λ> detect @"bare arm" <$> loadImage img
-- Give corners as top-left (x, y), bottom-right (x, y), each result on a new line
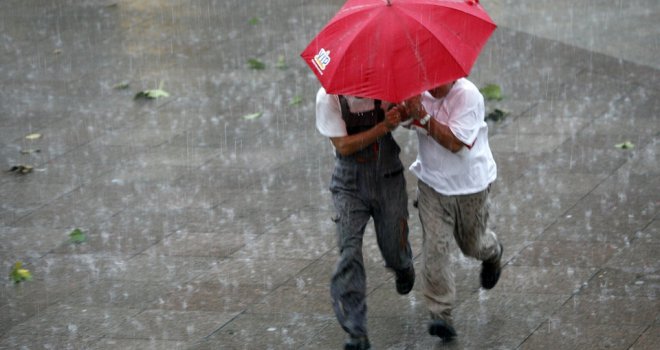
top-left (427, 117), bottom-right (465, 153)
top-left (404, 96), bottom-right (465, 153)
top-left (330, 107), bottom-right (402, 156)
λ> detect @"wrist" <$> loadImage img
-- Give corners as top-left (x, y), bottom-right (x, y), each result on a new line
top-left (419, 114), bottom-right (432, 125)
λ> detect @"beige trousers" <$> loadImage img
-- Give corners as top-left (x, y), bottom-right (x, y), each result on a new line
top-left (417, 180), bottom-right (500, 323)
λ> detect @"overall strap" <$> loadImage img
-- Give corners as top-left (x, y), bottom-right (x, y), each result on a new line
top-left (338, 96), bottom-right (385, 136)
top-left (338, 95), bottom-right (352, 121)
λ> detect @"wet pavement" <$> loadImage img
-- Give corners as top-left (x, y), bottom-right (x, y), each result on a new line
top-left (0, 0), bottom-right (658, 349)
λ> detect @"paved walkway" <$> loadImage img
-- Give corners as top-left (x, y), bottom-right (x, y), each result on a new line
top-left (1, 0), bottom-right (658, 349)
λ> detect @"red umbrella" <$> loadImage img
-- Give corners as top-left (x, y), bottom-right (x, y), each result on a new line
top-left (300, 0), bottom-right (496, 103)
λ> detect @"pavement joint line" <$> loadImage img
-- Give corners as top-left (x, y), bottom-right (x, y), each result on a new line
top-left (1, 1), bottom-right (658, 349)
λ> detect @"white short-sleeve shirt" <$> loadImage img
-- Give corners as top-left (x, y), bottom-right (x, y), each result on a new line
top-left (315, 88), bottom-right (390, 138)
top-left (409, 78), bottom-right (497, 195)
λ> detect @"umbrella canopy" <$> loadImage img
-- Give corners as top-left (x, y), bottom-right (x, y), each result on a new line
top-left (300, 0), bottom-right (496, 103)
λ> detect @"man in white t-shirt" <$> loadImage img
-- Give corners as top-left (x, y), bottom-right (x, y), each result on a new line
top-left (316, 87), bottom-right (415, 350)
top-left (402, 78), bottom-right (503, 342)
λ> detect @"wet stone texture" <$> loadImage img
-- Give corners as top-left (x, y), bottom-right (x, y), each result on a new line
top-left (1, 0), bottom-right (659, 349)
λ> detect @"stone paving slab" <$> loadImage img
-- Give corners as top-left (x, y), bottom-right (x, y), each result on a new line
top-left (0, 0), bottom-right (658, 349)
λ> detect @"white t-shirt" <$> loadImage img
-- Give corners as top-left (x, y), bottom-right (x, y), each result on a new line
top-left (315, 87), bottom-right (391, 137)
top-left (409, 78), bottom-right (497, 195)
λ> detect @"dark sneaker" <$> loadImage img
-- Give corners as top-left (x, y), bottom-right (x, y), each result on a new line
top-left (429, 319), bottom-right (457, 341)
top-left (344, 336), bottom-right (370, 350)
top-left (480, 243), bottom-right (503, 290)
top-left (395, 266), bottom-right (415, 295)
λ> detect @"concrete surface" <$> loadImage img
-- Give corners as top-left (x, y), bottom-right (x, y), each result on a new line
top-left (0, 0), bottom-right (658, 349)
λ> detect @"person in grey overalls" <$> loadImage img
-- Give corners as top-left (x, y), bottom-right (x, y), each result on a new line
top-left (315, 88), bottom-right (415, 350)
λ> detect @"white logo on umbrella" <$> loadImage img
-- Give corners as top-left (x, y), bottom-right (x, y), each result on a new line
top-left (312, 48), bottom-right (331, 75)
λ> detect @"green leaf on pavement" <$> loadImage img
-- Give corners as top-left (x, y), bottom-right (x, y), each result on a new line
top-left (113, 81), bottom-right (130, 90)
top-left (614, 141), bottom-right (635, 150)
top-left (247, 58), bottom-right (265, 70)
top-left (289, 96), bottom-right (302, 106)
top-left (25, 133), bottom-right (42, 140)
top-left (9, 165), bottom-right (33, 175)
top-left (10, 262), bottom-right (32, 284)
top-left (69, 228), bottom-right (87, 244)
top-left (248, 17), bottom-right (260, 25)
top-left (484, 108), bottom-right (508, 122)
top-left (275, 55), bottom-right (287, 69)
top-left (480, 84), bottom-right (503, 101)
top-left (242, 112), bottom-right (263, 120)
top-left (135, 89), bottom-right (170, 100)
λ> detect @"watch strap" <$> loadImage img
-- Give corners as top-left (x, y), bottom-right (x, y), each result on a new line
top-left (420, 114), bottom-right (432, 125)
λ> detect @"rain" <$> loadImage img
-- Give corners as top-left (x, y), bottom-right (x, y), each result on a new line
top-left (0, 0), bottom-right (658, 349)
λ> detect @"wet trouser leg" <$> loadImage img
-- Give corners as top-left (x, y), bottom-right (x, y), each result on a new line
top-left (373, 171), bottom-right (413, 272)
top-left (417, 180), bottom-right (500, 322)
top-left (329, 161), bottom-right (413, 337)
top-left (330, 188), bottom-right (371, 338)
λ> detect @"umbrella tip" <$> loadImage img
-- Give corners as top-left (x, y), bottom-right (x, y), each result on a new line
top-left (386, 0), bottom-right (391, 6)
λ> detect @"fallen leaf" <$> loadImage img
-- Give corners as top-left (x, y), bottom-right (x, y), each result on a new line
top-left (614, 141), bottom-right (634, 150)
top-left (10, 262), bottom-right (32, 284)
top-left (146, 89), bottom-right (169, 98)
top-left (480, 84), bottom-right (503, 101)
top-left (113, 81), bottom-right (130, 90)
top-left (242, 112), bottom-right (263, 120)
top-left (20, 149), bottom-right (41, 154)
top-left (275, 55), bottom-right (287, 69)
top-left (247, 58), bottom-right (265, 70)
top-left (8, 165), bottom-right (33, 175)
top-left (484, 108), bottom-right (508, 122)
top-left (248, 17), bottom-right (260, 25)
top-left (135, 89), bottom-right (170, 100)
top-left (289, 96), bottom-right (302, 106)
top-left (25, 133), bottom-right (42, 140)
top-left (69, 228), bottom-right (87, 244)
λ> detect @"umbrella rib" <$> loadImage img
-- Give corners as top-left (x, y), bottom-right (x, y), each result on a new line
top-left (396, 4), bottom-right (494, 74)
top-left (408, 0), bottom-right (495, 23)
top-left (389, 13), bottom-right (433, 99)
top-left (322, 8), bottom-right (383, 94)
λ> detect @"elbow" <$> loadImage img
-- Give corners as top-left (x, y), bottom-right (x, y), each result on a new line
top-left (334, 143), bottom-right (354, 156)
top-left (449, 142), bottom-right (464, 153)
top-left (330, 137), bottom-right (356, 156)
top-left (336, 148), bottom-right (353, 157)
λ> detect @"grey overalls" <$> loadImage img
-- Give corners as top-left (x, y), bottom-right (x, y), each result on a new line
top-left (329, 96), bottom-right (414, 338)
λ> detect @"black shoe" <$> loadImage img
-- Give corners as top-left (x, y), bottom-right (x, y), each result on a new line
top-left (395, 266), bottom-right (415, 295)
top-left (480, 243), bottom-right (503, 290)
top-left (429, 319), bottom-right (456, 341)
top-left (344, 336), bottom-right (370, 350)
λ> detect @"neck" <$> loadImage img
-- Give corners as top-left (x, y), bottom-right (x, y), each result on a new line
top-left (431, 82), bottom-right (454, 99)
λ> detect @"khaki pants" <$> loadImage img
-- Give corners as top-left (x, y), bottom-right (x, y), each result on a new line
top-left (417, 180), bottom-right (500, 323)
